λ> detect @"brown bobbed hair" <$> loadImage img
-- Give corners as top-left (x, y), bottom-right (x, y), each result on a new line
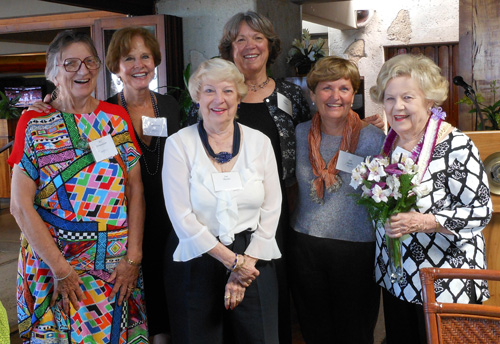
top-left (105, 26), bottom-right (162, 74)
top-left (219, 11), bottom-right (281, 67)
top-left (306, 56), bottom-right (361, 93)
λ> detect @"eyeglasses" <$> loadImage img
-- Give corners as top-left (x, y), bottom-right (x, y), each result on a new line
top-left (57, 56), bottom-right (101, 72)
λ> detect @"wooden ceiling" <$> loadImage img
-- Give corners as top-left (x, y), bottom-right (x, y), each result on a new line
top-left (41, 0), bottom-right (156, 15)
top-left (44, 0), bottom-right (346, 13)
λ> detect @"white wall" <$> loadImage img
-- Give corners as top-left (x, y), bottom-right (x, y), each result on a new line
top-left (326, 0), bottom-right (459, 118)
top-left (156, 0), bottom-right (301, 78)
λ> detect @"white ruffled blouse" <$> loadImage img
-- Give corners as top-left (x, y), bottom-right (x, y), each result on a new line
top-left (162, 123), bottom-right (282, 262)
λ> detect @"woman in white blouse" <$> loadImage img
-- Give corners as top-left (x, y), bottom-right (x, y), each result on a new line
top-left (162, 58), bottom-right (282, 344)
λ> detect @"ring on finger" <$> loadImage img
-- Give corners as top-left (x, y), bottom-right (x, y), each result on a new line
top-left (224, 295), bottom-right (230, 299)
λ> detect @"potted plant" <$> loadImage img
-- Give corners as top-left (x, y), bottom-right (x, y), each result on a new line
top-left (458, 80), bottom-right (500, 130)
top-left (0, 90), bottom-right (21, 120)
top-left (287, 29), bottom-right (326, 76)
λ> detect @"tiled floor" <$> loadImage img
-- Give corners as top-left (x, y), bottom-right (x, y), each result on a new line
top-left (1, 199), bottom-right (385, 344)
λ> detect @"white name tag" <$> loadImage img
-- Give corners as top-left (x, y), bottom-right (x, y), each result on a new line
top-left (392, 146), bottom-right (411, 164)
top-left (89, 135), bottom-right (119, 162)
top-left (212, 172), bottom-right (243, 192)
top-left (336, 150), bottom-right (365, 173)
top-left (277, 92), bottom-right (293, 117)
top-left (142, 116), bottom-right (168, 137)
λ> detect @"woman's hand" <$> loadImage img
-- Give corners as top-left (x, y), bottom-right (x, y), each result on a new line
top-left (232, 255), bottom-right (259, 287)
top-left (364, 114), bottom-right (385, 130)
top-left (107, 258), bottom-right (140, 306)
top-left (50, 264), bottom-right (84, 315)
top-left (224, 273), bottom-right (246, 310)
top-left (23, 94), bottom-right (52, 114)
top-left (385, 211), bottom-right (437, 238)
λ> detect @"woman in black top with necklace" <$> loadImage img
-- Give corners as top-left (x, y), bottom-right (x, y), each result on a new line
top-left (106, 27), bottom-right (180, 344)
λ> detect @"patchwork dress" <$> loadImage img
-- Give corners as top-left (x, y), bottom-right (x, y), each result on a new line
top-left (8, 101), bottom-right (148, 343)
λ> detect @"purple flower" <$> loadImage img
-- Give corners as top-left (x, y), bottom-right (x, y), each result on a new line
top-left (372, 181), bottom-right (387, 189)
top-left (431, 107), bottom-right (446, 120)
top-left (385, 163), bottom-right (403, 176)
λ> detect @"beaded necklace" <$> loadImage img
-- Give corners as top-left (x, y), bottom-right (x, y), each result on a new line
top-left (198, 120), bottom-right (240, 164)
top-left (120, 90), bottom-right (161, 176)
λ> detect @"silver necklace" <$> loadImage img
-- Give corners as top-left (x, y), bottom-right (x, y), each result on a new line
top-left (246, 77), bottom-right (270, 92)
top-left (120, 91), bottom-right (161, 176)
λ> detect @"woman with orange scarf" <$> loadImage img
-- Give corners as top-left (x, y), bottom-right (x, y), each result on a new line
top-left (289, 56), bottom-right (385, 343)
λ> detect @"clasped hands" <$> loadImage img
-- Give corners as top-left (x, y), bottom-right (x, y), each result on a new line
top-left (224, 254), bottom-right (259, 310)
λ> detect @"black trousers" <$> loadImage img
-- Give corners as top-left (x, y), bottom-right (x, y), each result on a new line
top-left (289, 230), bottom-right (380, 344)
top-left (382, 289), bottom-right (427, 344)
top-left (165, 231), bottom-right (279, 344)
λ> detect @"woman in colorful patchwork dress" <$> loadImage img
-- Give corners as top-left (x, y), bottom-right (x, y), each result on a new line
top-left (9, 30), bottom-right (148, 343)
top-left (369, 54), bottom-right (493, 344)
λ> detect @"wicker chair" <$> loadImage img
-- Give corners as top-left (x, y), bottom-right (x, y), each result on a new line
top-left (420, 267), bottom-right (500, 343)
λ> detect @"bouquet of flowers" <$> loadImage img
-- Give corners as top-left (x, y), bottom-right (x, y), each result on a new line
top-left (350, 154), bottom-right (428, 283)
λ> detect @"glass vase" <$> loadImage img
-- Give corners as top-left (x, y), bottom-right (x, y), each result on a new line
top-left (386, 235), bottom-right (404, 283)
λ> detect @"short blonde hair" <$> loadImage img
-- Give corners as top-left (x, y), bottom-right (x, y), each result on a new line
top-left (370, 54), bottom-right (448, 105)
top-left (306, 56), bottom-right (360, 93)
top-left (188, 58), bottom-right (248, 103)
top-left (105, 27), bottom-right (161, 74)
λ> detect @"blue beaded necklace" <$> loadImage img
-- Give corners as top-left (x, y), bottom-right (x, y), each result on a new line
top-left (198, 120), bottom-right (240, 164)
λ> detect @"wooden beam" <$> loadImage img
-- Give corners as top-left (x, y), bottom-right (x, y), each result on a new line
top-left (0, 54), bottom-right (46, 74)
top-left (40, 0), bottom-right (155, 16)
top-left (0, 11), bottom-right (125, 34)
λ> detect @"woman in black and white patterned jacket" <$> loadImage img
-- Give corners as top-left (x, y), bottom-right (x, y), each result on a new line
top-left (370, 54), bottom-right (493, 344)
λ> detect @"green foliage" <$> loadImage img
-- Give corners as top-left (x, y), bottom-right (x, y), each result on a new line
top-left (457, 80), bottom-right (500, 130)
top-left (0, 91), bottom-right (22, 119)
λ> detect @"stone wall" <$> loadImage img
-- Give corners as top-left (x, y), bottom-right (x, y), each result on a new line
top-left (327, 0), bottom-right (459, 118)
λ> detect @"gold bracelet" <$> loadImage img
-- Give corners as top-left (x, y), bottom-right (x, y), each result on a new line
top-left (125, 256), bottom-right (141, 267)
top-left (231, 254), bottom-right (246, 272)
top-left (434, 216), bottom-right (440, 232)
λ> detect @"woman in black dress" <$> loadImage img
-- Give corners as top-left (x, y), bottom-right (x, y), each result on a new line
top-left (105, 27), bottom-right (180, 344)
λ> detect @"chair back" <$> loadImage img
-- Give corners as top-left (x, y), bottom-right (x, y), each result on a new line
top-left (420, 267), bottom-right (500, 343)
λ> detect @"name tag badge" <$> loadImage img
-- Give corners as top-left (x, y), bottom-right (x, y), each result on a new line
top-left (89, 135), bottom-right (119, 162)
top-left (143, 116), bottom-right (168, 137)
top-left (336, 150), bottom-right (365, 173)
top-left (277, 92), bottom-right (293, 117)
top-left (212, 172), bottom-right (243, 192)
top-left (392, 146), bottom-right (411, 164)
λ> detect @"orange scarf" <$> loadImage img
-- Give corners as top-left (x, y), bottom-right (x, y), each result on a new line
top-left (308, 109), bottom-right (362, 201)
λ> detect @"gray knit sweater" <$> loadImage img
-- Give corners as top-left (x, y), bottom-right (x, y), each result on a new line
top-left (291, 120), bottom-right (385, 242)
